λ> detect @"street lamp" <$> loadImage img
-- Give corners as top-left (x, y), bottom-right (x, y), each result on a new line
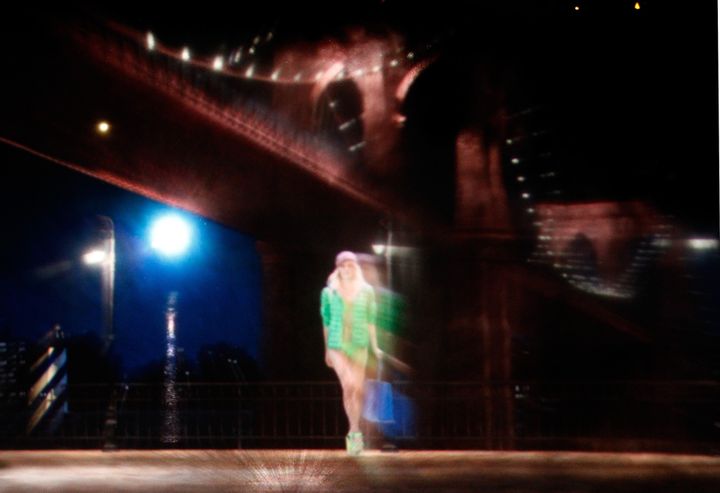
top-left (83, 216), bottom-right (115, 352)
top-left (80, 213), bottom-right (192, 371)
top-left (150, 214), bottom-right (192, 257)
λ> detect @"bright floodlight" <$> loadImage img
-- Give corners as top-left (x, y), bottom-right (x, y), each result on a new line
top-left (83, 249), bottom-right (107, 265)
top-left (151, 215), bottom-right (191, 256)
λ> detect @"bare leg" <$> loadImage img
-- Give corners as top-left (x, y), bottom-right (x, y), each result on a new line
top-left (345, 382), bottom-right (361, 433)
top-left (347, 369), bottom-right (365, 433)
top-left (330, 349), bottom-right (366, 435)
top-left (329, 350), bottom-right (354, 433)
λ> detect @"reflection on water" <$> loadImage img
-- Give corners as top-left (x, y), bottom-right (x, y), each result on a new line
top-left (162, 292), bottom-right (179, 444)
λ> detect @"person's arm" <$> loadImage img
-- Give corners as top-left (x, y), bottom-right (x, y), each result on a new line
top-left (321, 288), bottom-right (333, 367)
top-left (368, 323), bottom-right (383, 360)
top-left (367, 287), bottom-right (383, 359)
top-left (324, 326), bottom-right (333, 367)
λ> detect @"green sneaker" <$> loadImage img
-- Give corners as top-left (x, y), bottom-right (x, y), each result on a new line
top-left (345, 432), bottom-right (363, 455)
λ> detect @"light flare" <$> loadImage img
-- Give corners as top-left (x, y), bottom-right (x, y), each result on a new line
top-left (150, 215), bottom-right (191, 257)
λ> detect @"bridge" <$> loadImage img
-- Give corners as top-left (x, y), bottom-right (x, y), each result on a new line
top-left (1, 2), bottom-right (717, 461)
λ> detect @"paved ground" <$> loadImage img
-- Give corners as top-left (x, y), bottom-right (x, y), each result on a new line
top-left (1, 450), bottom-right (719, 492)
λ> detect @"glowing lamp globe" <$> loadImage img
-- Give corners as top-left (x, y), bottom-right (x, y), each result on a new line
top-left (150, 215), bottom-right (191, 256)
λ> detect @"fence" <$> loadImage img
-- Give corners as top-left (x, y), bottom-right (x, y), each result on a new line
top-left (1, 380), bottom-right (718, 453)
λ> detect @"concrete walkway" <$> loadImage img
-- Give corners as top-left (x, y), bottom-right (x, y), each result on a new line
top-left (1, 450), bottom-right (720, 492)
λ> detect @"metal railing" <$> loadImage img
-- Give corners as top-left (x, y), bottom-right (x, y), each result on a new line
top-left (2, 380), bottom-right (718, 453)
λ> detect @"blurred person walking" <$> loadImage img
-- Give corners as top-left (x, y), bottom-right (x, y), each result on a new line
top-left (321, 251), bottom-right (382, 455)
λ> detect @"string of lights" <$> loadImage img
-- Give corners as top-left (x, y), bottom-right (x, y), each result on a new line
top-left (106, 20), bottom-right (443, 159)
top-left (505, 106), bottom-right (671, 300)
top-left (133, 24), bottom-right (440, 86)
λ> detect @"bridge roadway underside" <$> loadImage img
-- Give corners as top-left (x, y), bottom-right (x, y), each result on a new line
top-left (1, 450), bottom-right (719, 492)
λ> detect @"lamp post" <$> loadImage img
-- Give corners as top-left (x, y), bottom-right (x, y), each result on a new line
top-left (83, 215), bottom-right (115, 352)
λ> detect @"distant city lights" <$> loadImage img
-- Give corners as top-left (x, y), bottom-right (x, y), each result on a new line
top-left (181, 47), bottom-right (191, 61)
top-left (150, 215), bottom-right (192, 257)
top-left (146, 32), bottom-right (156, 51)
top-left (212, 56), bottom-right (223, 71)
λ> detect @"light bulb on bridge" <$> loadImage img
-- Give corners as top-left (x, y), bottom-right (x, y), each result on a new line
top-left (96, 121), bottom-right (111, 135)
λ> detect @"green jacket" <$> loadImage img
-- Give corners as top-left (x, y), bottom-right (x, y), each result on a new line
top-left (321, 284), bottom-right (376, 352)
